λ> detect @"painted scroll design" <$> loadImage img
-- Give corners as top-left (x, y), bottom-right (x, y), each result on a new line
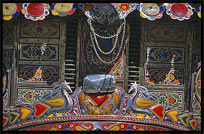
top-left (145, 68), bottom-right (184, 85)
top-left (147, 47), bottom-right (184, 64)
top-left (20, 44), bottom-right (58, 61)
top-left (18, 65), bottom-right (59, 83)
top-left (20, 20), bottom-right (60, 38)
top-left (147, 24), bottom-right (186, 42)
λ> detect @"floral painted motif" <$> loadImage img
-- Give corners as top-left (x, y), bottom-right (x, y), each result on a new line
top-left (147, 24), bottom-right (186, 42)
top-left (146, 68), bottom-right (184, 85)
top-left (18, 65), bottom-right (59, 83)
top-left (17, 89), bottom-right (51, 104)
top-left (119, 4), bottom-right (130, 11)
top-left (147, 47), bottom-right (184, 63)
top-left (20, 21), bottom-right (60, 38)
top-left (149, 92), bottom-right (183, 110)
top-left (20, 44), bottom-right (58, 61)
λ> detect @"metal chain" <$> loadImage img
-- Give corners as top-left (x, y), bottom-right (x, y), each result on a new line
top-left (89, 19), bottom-right (126, 64)
top-left (88, 19), bottom-right (126, 55)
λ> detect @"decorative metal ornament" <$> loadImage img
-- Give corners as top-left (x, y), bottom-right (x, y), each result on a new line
top-left (3, 3), bottom-right (22, 21)
top-left (22, 3), bottom-right (50, 21)
top-left (137, 3), bottom-right (165, 21)
top-left (142, 3), bottom-right (160, 16)
top-left (194, 6), bottom-right (201, 18)
top-left (164, 3), bottom-right (193, 21)
top-left (50, 3), bottom-right (76, 17)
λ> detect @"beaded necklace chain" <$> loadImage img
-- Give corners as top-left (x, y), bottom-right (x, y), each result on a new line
top-left (88, 19), bottom-right (126, 64)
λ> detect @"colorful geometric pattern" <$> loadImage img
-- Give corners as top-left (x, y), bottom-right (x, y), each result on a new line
top-left (149, 91), bottom-right (183, 110)
top-left (17, 88), bottom-right (52, 104)
top-left (179, 114), bottom-right (189, 126)
top-left (4, 114), bottom-right (192, 131)
top-left (3, 117), bottom-right (9, 127)
top-left (150, 104), bottom-right (165, 119)
top-left (20, 108), bottom-right (33, 120)
top-left (19, 44), bottom-right (58, 61)
top-left (192, 94), bottom-right (201, 113)
top-left (18, 65), bottom-right (59, 83)
top-left (20, 20), bottom-right (60, 38)
top-left (78, 3), bottom-right (136, 25)
top-left (189, 120), bottom-right (197, 130)
top-left (147, 24), bottom-right (186, 42)
top-left (147, 47), bottom-right (184, 64)
top-left (193, 23), bottom-right (201, 51)
top-left (8, 112), bottom-right (20, 124)
top-left (166, 109), bottom-right (179, 122)
top-left (2, 80), bottom-right (200, 131)
top-left (77, 88), bottom-right (123, 115)
top-left (109, 52), bottom-right (124, 80)
top-left (195, 68), bottom-right (201, 102)
top-left (145, 68), bottom-right (184, 85)
top-left (34, 103), bottom-right (50, 118)
top-left (22, 122), bottom-right (170, 131)
top-left (3, 92), bottom-right (8, 109)
top-left (3, 21), bottom-right (13, 44)
top-left (191, 60), bottom-right (201, 113)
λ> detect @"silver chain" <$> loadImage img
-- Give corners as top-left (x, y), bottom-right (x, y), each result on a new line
top-left (88, 19), bottom-right (126, 55)
top-left (89, 19), bottom-right (126, 64)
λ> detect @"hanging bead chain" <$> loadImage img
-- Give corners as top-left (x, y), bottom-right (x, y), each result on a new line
top-left (87, 18), bottom-right (121, 39)
top-left (88, 19), bottom-right (126, 55)
top-left (89, 19), bottom-right (126, 64)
